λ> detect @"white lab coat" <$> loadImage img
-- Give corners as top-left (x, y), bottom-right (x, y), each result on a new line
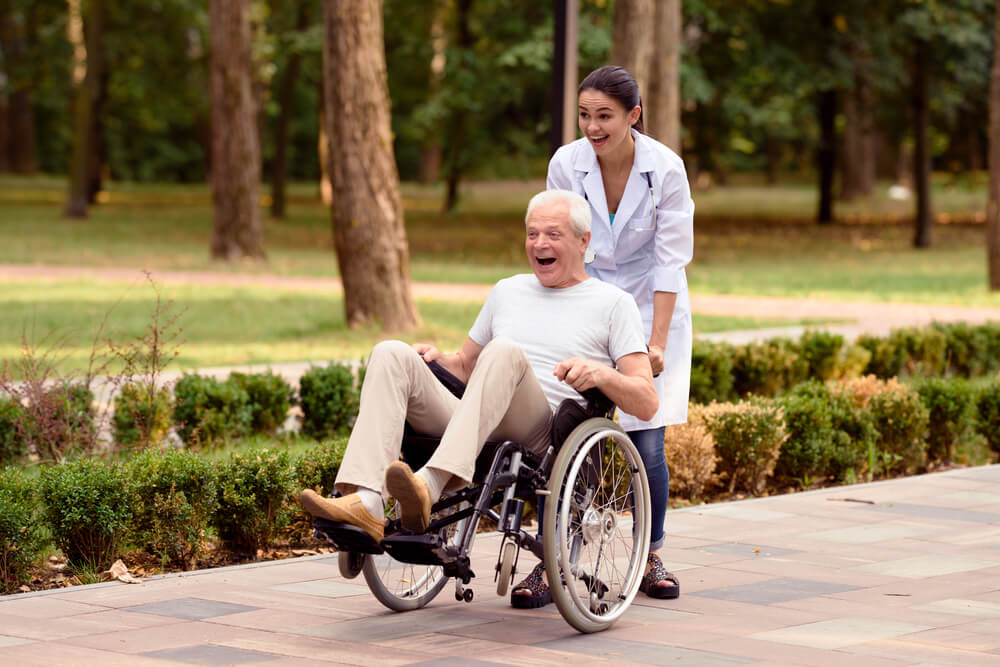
top-left (547, 129), bottom-right (694, 429)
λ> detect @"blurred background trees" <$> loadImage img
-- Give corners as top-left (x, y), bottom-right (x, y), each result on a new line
top-left (0, 0), bottom-right (996, 257)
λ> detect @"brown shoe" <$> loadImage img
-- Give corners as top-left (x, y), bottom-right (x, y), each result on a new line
top-left (299, 489), bottom-right (384, 542)
top-left (384, 461), bottom-right (432, 532)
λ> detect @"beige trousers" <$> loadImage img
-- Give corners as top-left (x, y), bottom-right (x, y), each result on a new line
top-left (335, 338), bottom-right (553, 496)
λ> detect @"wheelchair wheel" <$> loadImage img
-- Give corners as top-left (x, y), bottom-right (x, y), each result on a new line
top-left (338, 551), bottom-right (366, 579)
top-left (542, 418), bottom-right (651, 634)
top-left (363, 498), bottom-right (466, 611)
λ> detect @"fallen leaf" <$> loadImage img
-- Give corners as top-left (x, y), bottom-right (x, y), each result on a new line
top-left (103, 559), bottom-right (142, 584)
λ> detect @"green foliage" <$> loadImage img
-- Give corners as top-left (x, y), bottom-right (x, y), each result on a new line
top-left (113, 383), bottom-right (173, 448)
top-left (798, 331), bottom-right (844, 381)
top-left (18, 382), bottom-right (97, 462)
top-left (0, 397), bottom-right (26, 466)
top-left (824, 390), bottom-right (879, 483)
top-left (935, 322), bottom-right (998, 377)
top-left (213, 449), bottom-right (296, 554)
top-left (892, 327), bottom-right (948, 377)
top-left (298, 363), bottom-right (359, 440)
top-left (0, 467), bottom-right (48, 593)
top-left (229, 371), bottom-right (295, 435)
top-left (777, 381), bottom-right (837, 485)
top-left (40, 459), bottom-right (134, 570)
top-left (690, 340), bottom-right (735, 404)
top-left (914, 377), bottom-right (980, 462)
top-left (731, 338), bottom-right (808, 397)
top-left (704, 399), bottom-right (785, 494)
top-left (129, 449), bottom-right (218, 568)
top-left (173, 374), bottom-right (252, 446)
top-left (974, 380), bottom-right (1000, 454)
top-left (866, 384), bottom-right (930, 474)
top-left (295, 439), bottom-right (348, 496)
top-left (858, 333), bottom-right (908, 379)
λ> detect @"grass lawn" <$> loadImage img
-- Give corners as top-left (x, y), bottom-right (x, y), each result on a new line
top-left (0, 278), bottom-right (837, 373)
top-left (1, 174), bottom-right (997, 305)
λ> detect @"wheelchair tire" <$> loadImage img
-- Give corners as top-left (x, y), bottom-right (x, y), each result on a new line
top-left (542, 418), bottom-right (651, 634)
top-left (338, 551), bottom-right (366, 580)
top-left (362, 498), bottom-right (464, 612)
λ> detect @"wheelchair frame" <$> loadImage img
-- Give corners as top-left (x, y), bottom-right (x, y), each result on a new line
top-left (313, 369), bottom-right (651, 634)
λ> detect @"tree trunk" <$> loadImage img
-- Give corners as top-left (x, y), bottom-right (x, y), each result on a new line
top-left (318, 91), bottom-right (332, 206)
top-left (322, 0), bottom-right (420, 331)
top-left (912, 39), bottom-right (932, 249)
top-left (209, 0), bottom-right (265, 260)
top-left (646, 0), bottom-right (681, 151)
top-left (86, 68), bottom-right (108, 204)
top-left (270, 3), bottom-right (310, 219)
top-left (0, 93), bottom-right (9, 172)
top-left (0, 4), bottom-right (37, 173)
top-left (816, 89), bottom-right (837, 224)
top-left (840, 85), bottom-right (860, 201)
top-left (418, 1), bottom-right (446, 184)
top-left (987, 0), bottom-right (1000, 289)
top-left (441, 0), bottom-right (472, 213)
top-left (64, 0), bottom-right (104, 219)
top-left (610, 0), bottom-right (652, 93)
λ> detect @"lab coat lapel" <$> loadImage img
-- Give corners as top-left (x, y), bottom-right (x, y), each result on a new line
top-left (574, 144), bottom-right (611, 229)
top-left (612, 169), bottom-right (646, 243)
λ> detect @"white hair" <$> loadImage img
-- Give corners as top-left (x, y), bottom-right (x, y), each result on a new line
top-left (525, 190), bottom-right (591, 236)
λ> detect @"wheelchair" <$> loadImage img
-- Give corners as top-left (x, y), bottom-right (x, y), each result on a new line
top-left (312, 360), bottom-right (651, 634)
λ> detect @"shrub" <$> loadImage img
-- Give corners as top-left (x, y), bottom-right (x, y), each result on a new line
top-left (831, 343), bottom-right (872, 381)
top-left (173, 374), bottom-right (252, 446)
top-left (0, 397), bottom-right (25, 466)
top-left (690, 341), bottom-right (735, 404)
top-left (299, 363), bottom-right (359, 440)
top-left (40, 459), bottom-right (134, 570)
top-left (775, 382), bottom-right (836, 486)
top-left (731, 339), bottom-right (808, 398)
top-left (214, 449), bottom-right (296, 553)
top-left (664, 403), bottom-right (722, 499)
top-left (838, 376), bottom-right (929, 474)
top-left (229, 371), bottom-right (295, 435)
top-left (975, 380), bottom-right (1000, 455)
top-left (935, 323), bottom-right (991, 377)
top-left (858, 333), bottom-right (907, 379)
top-left (893, 327), bottom-right (948, 377)
top-left (113, 383), bottom-right (173, 448)
top-left (0, 467), bottom-right (48, 593)
top-left (704, 398), bottom-right (785, 494)
top-left (296, 439), bottom-right (349, 496)
top-left (824, 386), bottom-right (879, 483)
top-left (914, 377), bottom-right (980, 463)
top-left (19, 382), bottom-right (96, 462)
top-left (799, 331), bottom-right (843, 381)
top-left (129, 449), bottom-right (218, 568)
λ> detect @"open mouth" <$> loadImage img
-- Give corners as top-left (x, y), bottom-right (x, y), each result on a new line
top-left (590, 135), bottom-right (609, 146)
top-left (536, 257), bottom-right (556, 266)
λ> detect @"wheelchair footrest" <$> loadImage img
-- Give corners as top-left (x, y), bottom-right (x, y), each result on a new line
top-left (381, 533), bottom-right (449, 566)
top-left (312, 518), bottom-right (384, 554)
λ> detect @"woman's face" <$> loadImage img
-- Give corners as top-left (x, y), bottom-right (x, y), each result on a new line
top-left (578, 89), bottom-right (640, 158)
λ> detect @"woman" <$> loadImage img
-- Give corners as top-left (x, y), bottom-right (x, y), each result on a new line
top-left (511, 65), bottom-right (693, 607)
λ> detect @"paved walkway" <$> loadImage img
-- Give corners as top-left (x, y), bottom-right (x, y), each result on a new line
top-left (1, 465), bottom-right (998, 666)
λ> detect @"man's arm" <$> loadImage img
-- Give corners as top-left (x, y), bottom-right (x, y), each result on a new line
top-left (412, 337), bottom-right (484, 384)
top-left (553, 352), bottom-right (658, 421)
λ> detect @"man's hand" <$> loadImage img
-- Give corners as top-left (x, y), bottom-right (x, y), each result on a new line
top-left (647, 344), bottom-right (665, 376)
top-left (554, 358), bottom-right (610, 393)
top-left (412, 343), bottom-right (441, 362)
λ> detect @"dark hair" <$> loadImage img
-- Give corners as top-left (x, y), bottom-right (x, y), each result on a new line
top-left (578, 66), bottom-right (644, 134)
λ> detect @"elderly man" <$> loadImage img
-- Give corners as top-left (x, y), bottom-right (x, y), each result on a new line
top-left (300, 189), bottom-right (656, 546)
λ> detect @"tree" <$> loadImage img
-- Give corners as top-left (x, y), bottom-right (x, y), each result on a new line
top-left (64, 0), bottom-right (105, 219)
top-left (0, 0), bottom-right (37, 173)
top-left (988, 0), bottom-right (1000, 289)
top-left (322, 0), bottom-right (419, 331)
top-left (610, 0), bottom-right (652, 91)
top-left (209, 0), bottom-right (264, 260)
top-left (646, 0), bottom-right (682, 152)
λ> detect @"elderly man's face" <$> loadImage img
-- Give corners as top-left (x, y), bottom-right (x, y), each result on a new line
top-left (525, 201), bottom-right (590, 289)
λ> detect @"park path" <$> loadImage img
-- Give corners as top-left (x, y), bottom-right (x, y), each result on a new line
top-left (4, 263), bottom-right (1000, 346)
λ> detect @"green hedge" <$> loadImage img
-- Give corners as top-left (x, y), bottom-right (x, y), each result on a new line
top-left (229, 371), bottom-right (295, 435)
top-left (0, 397), bottom-right (25, 467)
top-left (299, 363), bottom-right (360, 440)
top-left (113, 383), bottom-right (173, 448)
top-left (213, 449), bottom-right (297, 554)
top-left (0, 467), bottom-right (47, 592)
top-left (173, 374), bottom-right (253, 446)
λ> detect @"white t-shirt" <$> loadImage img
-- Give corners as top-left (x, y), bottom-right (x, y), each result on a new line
top-left (468, 274), bottom-right (647, 412)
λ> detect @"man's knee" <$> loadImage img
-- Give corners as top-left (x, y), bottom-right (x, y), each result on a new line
top-left (478, 337), bottom-right (526, 365)
top-left (369, 339), bottom-right (417, 367)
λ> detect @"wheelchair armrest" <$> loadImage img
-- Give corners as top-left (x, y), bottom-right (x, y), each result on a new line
top-left (580, 387), bottom-right (615, 418)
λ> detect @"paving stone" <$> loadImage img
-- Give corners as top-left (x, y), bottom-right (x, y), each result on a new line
top-left (749, 616), bottom-right (929, 649)
top-left (121, 597), bottom-right (260, 620)
top-left (690, 506), bottom-right (793, 522)
top-left (914, 598), bottom-right (1000, 618)
top-left (141, 644), bottom-right (279, 665)
top-left (269, 580), bottom-right (369, 598)
top-left (858, 502), bottom-right (1000, 524)
top-left (691, 577), bottom-right (861, 605)
top-left (534, 635), bottom-right (752, 666)
top-left (852, 555), bottom-right (998, 579)
top-left (293, 608), bottom-right (497, 643)
top-left (0, 635), bottom-right (33, 648)
top-left (403, 658), bottom-right (513, 667)
top-left (801, 522), bottom-right (933, 544)
top-left (692, 542), bottom-right (798, 557)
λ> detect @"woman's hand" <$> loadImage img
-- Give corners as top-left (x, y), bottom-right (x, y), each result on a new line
top-left (647, 344), bottom-right (665, 376)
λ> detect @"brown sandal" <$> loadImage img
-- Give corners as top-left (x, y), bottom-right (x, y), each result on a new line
top-left (509, 562), bottom-right (552, 609)
top-left (639, 553), bottom-right (680, 599)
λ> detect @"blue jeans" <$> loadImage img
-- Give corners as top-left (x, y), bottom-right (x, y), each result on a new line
top-left (628, 426), bottom-right (668, 551)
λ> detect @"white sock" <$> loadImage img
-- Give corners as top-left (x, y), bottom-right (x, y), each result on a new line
top-left (416, 466), bottom-right (451, 503)
top-left (356, 487), bottom-right (385, 521)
